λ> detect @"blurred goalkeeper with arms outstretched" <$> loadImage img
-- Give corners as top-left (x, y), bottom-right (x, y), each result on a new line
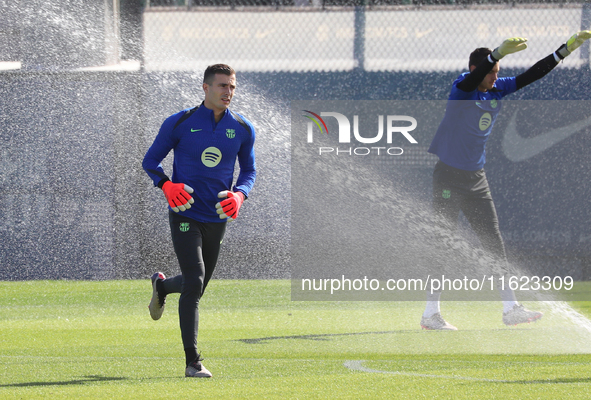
top-left (142, 64), bottom-right (256, 376)
top-left (422, 31), bottom-right (591, 330)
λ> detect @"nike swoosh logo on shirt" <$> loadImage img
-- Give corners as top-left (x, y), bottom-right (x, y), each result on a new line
top-left (191, 128), bottom-right (203, 132)
top-left (502, 112), bottom-right (591, 162)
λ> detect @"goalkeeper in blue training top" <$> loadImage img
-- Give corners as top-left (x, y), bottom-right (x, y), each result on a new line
top-left (422, 31), bottom-right (591, 330)
top-left (142, 64), bottom-right (256, 376)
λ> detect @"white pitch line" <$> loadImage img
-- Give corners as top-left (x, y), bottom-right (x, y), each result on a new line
top-left (344, 360), bottom-right (510, 382)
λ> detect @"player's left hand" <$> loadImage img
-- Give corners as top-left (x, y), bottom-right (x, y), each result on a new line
top-left (567, 30), bottom-right (591, 53)
top-left (215, 191), bottom-right (245, 221)
top-left (557, 30), bottom-right (591, 58)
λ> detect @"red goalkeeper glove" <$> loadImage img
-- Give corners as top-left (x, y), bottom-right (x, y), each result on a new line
top-left (161, 181), bottom-right (194, 212)
top-left (215, 191), bottom-right (245, 221)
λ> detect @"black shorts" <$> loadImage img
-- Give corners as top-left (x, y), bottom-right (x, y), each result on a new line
top-left (432, 160), bottom-right (506, 261)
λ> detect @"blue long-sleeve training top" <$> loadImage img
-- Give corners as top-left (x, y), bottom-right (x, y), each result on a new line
top-left (428, 73), bottom-right (516, 171)
top-left (428, 52), bottom-right (559, 171)
top-left (143, 103), bottom-right (256, 223)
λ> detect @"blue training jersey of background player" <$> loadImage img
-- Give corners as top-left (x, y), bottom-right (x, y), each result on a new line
top-left (143, 104), bottom-right (256, 223)
top-left (428, 72), bottom-right (517, 171)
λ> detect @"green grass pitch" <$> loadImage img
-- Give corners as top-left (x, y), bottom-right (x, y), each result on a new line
top-left (1, 279), bottom-right (591, 399)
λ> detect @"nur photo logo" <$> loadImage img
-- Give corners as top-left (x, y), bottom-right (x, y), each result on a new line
top-left (302, 109), bottom-right (419, 156)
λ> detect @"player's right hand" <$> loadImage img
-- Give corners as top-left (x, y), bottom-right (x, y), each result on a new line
top-left (492, 37), bottom-right (528, 60)
top-left (161, 181), bottom-right (194, 212)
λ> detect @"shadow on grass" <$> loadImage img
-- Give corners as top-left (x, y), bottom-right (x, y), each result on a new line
top-left (508, 377), bottom-right (591, 385)
top-left (238, 328), bottom-right (529, 344)
top-left (238, 330), bottom-right (443, 344)
top-left (0, 375), bottom-right (127, 388)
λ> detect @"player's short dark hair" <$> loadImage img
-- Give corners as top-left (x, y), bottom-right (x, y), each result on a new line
top-left (203, 64), bottom-right (235, 85)
top-left (469, 48), bottom-right (492, 68)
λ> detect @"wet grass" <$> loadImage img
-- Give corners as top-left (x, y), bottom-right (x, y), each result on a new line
top-left (1, 279), bottom-right (591, 399)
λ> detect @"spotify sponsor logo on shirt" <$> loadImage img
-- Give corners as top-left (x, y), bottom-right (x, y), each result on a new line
top-left (201, 147), bottom-right (222, 167)
top-left (479, 112), bottom-right (492, 131)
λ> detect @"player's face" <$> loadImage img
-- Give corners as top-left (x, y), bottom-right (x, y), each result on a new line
top-left (203, 73), bottom-right (236, 113)
top-left (478, 62), bottom-right (499, 92)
